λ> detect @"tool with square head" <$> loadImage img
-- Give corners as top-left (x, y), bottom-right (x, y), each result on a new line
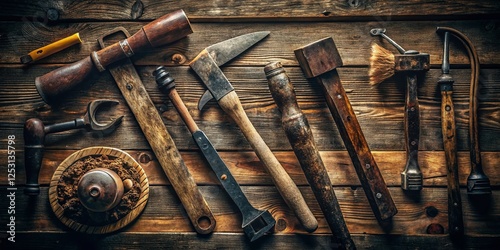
top-left (369, 28), bottom-right (430, 191)
top-left (191, 31), bottom-right (318, 232)
top-left (265, 61), bottom-right (355, 249)
top-left (295, 37), bottom-right (397, 222)
top-left (154, 66), bottom-right (275, 241)
top-left (24, 99), bottom-right (123, 195)
top-left (436, 30), bottom-right (464, 239)
top-left (436, 27), bottom-right (491, 196)
top-left (98, 28), bottom-right (216, 235)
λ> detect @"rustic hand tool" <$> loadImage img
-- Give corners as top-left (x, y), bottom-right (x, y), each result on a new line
top-left (20, 33), bottom-right (82, 64)
top-left (369, 28), bottom-right (430, 191)
top-left (24, 99), bottom-right (123, 196)
top-left (190, 31), bottom-right (318, 232)
top-left (154, 66), bottom-right (275, 241)
top-left (436, 27), bottom-right (491, 195)
top-left (35, 9), bottom-right (192, 104)
top-left (437, 31), bottom-right (464, 238)
top-left (295, 37), bottom-right (397, 221)
top-left (99, 28), bottom-right (216, 234)
top-left (265, 62), bottom-right (355, 249)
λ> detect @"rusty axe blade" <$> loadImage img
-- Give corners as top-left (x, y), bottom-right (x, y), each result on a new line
top-left (191, 31), bottom-right (270, 110)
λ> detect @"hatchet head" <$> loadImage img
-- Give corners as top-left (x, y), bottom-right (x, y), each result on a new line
top-left (189, 31), bottom-right (270, 110)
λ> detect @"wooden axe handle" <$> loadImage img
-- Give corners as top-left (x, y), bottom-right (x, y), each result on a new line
top-left (218, 91), bottom-right (318, 232)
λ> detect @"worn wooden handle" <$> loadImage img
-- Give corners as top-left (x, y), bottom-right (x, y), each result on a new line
top-left (319, 70), bottom-right (397, 221)
top-left (218, 91), bottom-right (318, 232)
top-left (35, 9), bottom-right (192, 105)
top-left (107, 59), bottom-right (215, 235)
top-left (441, 90), bottom-right (464, 237)
top-left (401, 74), bottom-right (423, 191)
top-left (266, 62), bottom-right (354, 249)
top-left (23, 118), bottom-right (46, 196)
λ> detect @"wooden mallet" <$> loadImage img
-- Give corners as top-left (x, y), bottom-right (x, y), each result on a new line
top-left (295, 37), bottom-right (397, 222)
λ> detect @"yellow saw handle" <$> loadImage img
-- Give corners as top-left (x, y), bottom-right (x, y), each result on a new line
top-left (22, 33), bottom-right (81, 63)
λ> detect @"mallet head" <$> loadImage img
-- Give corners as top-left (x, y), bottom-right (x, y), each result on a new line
top-left (294, 37), bottom-right (343, 78)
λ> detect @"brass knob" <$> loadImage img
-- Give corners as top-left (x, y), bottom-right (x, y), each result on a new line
top-left (77, 168), bottom-right (124, 212)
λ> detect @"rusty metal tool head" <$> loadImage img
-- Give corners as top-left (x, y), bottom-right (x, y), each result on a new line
top-left (189, 32), bottom-right (320, 232)
top-left (23, 99), bottom-right (123, 195)
top-left (294, 37), bottom-right (398, 222)
top-left (82, 99), bottom-right (124, 134)
top-left (190, 31), bottom-right (270, 110)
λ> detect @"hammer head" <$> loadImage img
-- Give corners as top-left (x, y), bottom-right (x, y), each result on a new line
top-left (394, 52), bottom-right (430, 73)
top-left (294, 37), bottom-right (343, 78)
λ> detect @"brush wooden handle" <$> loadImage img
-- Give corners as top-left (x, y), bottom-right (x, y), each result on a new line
top-left (440, 89), bottom-right (464, 237)
top-left (35, 10), bottom-right (192, 104)
top-left (319, 70), bottom-right (397, 221)
top-left (218, 90), bottom-right (318, 232)
top-left (265, 62), bottom-right (354, 249)
top-left (401, 74), bottom-right (423, 191)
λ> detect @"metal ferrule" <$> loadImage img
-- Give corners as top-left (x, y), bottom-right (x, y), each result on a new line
top-left (119, 39), bottom-right (135, 57)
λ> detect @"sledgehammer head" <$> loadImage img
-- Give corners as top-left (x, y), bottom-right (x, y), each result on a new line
top-left (294, 37), bottom-right (343, 78)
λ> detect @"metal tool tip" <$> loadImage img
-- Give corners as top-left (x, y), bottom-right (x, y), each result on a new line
top-left (20, 55), bottom-right (33, 64)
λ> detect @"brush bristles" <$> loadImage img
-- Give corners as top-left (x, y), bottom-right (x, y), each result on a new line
top-left (369, 43), bottom-right (395, 85)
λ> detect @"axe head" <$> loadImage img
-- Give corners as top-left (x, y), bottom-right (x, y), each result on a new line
top-left (189, 31), bottom-right (270, 110)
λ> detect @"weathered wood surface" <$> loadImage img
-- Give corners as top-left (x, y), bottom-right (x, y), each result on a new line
top-left (1, 66), bottom-right (499, 151)
top-left (1, 150), bottom-right (499, 187)
top-left (1, 186), bottom-right (499, 235)
top-left (1, 21), bottom-right (499, 66)
top-left (3, 233), bottom-right (500, 250)
top-left (0, 0), bottom-right (499, 21)
top-left (0, 0), bottom-right (499, 249)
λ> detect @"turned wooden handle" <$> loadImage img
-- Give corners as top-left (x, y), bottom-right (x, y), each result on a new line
top-left (319, 70), bottom-right (397, 221)
top-left (441, 90), bottom-right (464, 237)
top-left (23, 118), bottom-right (46, 195)
top-left (218, 91), bottom-right (318, 232)
top-left (107, 59), bottom-right (215, 235)
top-left (265, 62), bottom-right (354, 249)
top-left (35, 9), bottom-right (192, 104)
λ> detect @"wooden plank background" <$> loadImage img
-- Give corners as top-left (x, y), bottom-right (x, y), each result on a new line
top-left (1, 1), bottom-right (499, 249)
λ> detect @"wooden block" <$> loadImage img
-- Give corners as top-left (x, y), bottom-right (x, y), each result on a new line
top-left (294, 37), bottom-right (343, 78)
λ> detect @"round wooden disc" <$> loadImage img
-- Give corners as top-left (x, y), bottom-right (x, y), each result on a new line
top-left (49, 146), bottom-right (149, 234)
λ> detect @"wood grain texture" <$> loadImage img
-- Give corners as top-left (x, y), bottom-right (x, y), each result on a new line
top-left (0, 0), bottom-right (499, 21)
top-left (1, 186), bottom-right (499, 235)
top-left (1, 66), bottom-right (499, 151)
top-left (0, 1), bottom-right (499, 248)
top-left (1, 21), bottom-right (500, 66)
top-left (1, 150), bottom-right (498, 187)
top-left (106, 57), bottom-right (215, 234)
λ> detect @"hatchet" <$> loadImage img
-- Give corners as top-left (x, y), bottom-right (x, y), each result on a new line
top-left (190, 31), bottom-right (318, 232)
